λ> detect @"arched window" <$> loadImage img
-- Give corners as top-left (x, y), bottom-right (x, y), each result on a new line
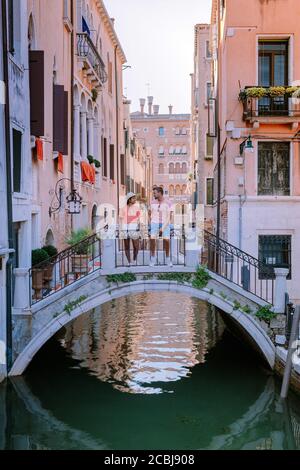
top-left (182, 162), bottom-right (187, 173)
top-left (169, 185), bottom-right (174, 196)
top-left (45, 229), bottom-right (55, 247)
top-left (176, 146), bottom-right (181, 155)
top-left (182, 184), bottom-right (187, 194)
top-left (169, 146), bottom-right (174, 155)
top-left (175, 185), bottom-right (181, 196)
top-left (28, 14), bottom-right (36, 50)
top-left (169, 163), bottom-right (174, 174)
top-left (159, 163), bottom-right (164, 174)
top-left (175, 163), bottom-right (181, 174)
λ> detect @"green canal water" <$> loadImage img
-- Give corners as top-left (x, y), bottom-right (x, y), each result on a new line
top-left (1, 292), bottom-right (300, 450)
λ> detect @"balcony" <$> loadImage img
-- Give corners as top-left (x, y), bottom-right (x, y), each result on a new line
top-left (77, 33), bottom-right (107, 89)
top-left (240, 86), bottom-right (300, 128)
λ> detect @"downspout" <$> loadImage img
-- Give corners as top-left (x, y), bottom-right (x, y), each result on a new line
top-left (114, 45), bottom-right (120, 216)
top-left (216, 3), bottom-right (221, 242)
top-left (2, 0), bottom-right (14, 371)
top-left (70, 0), bottom-right (74, 229)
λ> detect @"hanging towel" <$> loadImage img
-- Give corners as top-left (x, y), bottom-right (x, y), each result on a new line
top-left (90, 165), bottom-right (96, 185)
top-left (36, 138), bottom-right (44, 161)
top-left (58, 152), bottom-right (64, 173)
top-left (81, 161), bottom-right (90, 182)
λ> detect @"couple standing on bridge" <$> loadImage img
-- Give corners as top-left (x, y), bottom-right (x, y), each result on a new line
top-left (119, 186), bottom-right (174, 267)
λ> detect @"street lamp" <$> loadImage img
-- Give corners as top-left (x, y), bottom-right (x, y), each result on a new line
top-left (240, 135), bottom-right (254, 155)
top-left (49, 178), bottom-right (83, 217)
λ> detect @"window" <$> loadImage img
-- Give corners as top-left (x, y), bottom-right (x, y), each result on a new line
top-left (206, 178), bottom-right (214, 206)
top-left (182, 162), bottom-right (187, 173)
top-left (175, 163), bottom-right (181, 174)
top-left (175, 127), bottom-right (180, 135)
top-left (63, 0), bottom-right (71, 19)
top-left (175, 185), bottom-right (181, 196)
top-left (169, 146), bottom-right (174, 155)
top-left (182, 127), bottom-right (187, 135)
top-left (158, 163), bottom-right (164, 174)
top-left (159, 146), bottom-right (164, 156)
top-left (102, 137), bottom-right (107, 177)
top-left (169, 185), bottom-right (174, 196)
top-left (206, 40), bottom-right (212, 59)
top-left (206, 82), bottom-right (212, 104)
top-left (120, 154), bottom-right (125, 185)
top-left (169, 163), bottom-right (174, 174)
top-left (29, 51), bottom-right (45, 136)
top-left (159, 127), bottom-right (165, 136)
top-left (13, 129), bottom-right (22, 193)
top-left (175, 146), bottom-right (181, 155)
top-left (206, 134), bottom-right (214, 157)
top-left (182, 145), bottom-right (187, 155)
top-left (258, 142), bottom-right (290, 196)
top-left (107, 54), bottom-right (113, 94)
top-left (109, 144), bottom-right (115, 180)
top-left (258, 235), bottom-right (291, 279)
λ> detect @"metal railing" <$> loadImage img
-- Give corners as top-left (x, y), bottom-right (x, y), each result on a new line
top-left (115, 228), bottom-right (185, 268)
top-left (77, 33), bottom-right (107, 85)
top-left (202, 230), bottom-right (275, 304)
top-left (242, 86), bottom-right (300, 120)
top-left (29, 233), bottom-right (102, 305)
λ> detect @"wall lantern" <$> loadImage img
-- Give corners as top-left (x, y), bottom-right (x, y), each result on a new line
top-left (49, 178), bottom-right (83, 217)
top-left (66, 189), bottom-right (83, 215)
top-left (240, 136), bottom-right (254, 155)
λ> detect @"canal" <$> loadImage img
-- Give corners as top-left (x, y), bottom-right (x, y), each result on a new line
top-left (1, 292), bottom-right (300, 450)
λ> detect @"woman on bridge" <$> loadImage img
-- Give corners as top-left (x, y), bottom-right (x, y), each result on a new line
top-left (120, 193), bottom-right (141, 266)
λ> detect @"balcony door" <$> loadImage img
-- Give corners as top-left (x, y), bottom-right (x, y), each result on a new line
top-left (258, 40), bottom-right (289, 115)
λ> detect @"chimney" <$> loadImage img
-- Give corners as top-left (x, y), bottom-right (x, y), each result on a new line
top-left (169, 105), bottom-right (173, 115)
top-left (153, 104), bottom-right (160, 115)
top-left (140, 98), bottom-right (146, 114)
top-left (148, 96), bottom-right (154, 115)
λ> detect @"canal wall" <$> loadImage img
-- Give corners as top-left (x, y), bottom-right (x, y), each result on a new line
top-left (275, 348), bottom-right (300, 396)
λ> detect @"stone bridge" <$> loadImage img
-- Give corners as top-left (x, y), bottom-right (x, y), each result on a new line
top-left (10, 233), bottom-right (290, 378)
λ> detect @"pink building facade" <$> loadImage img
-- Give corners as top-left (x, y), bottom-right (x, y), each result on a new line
top-left (207, 0), bottom-right (300, 302)
top-left (131, 98), bottom-right (191, 205)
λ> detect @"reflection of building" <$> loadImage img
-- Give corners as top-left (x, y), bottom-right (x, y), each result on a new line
top-left (131, 99), bottom-right (191, 204)
top-left (61, 293), bottom-right (223, 394)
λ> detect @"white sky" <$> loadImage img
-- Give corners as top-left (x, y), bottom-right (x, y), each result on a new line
top-left (105, 0), bottom-right (212, 114)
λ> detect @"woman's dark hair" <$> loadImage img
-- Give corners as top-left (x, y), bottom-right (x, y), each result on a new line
top-left (127, 196), bottom-right (135, 205)
top-left (154, 186), bottom-right (163, 195)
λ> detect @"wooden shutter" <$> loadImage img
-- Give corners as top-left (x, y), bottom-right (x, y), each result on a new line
top-left (61, 91), bottom-right (69, 155)
top-left (53, 85), bottom-right (64, 152)
top-left (29, 51), bottom-right (45, 136)
top-left (258, 142), bottom-right (290, 195)
top-left (103, 137), bottom-right (107, 177)
top-left (13, 129), bottom-right (22, 193)
top-left (120, 154), bottom-right (125, 185)
top-left (110, 144), bottom-right (115, 180)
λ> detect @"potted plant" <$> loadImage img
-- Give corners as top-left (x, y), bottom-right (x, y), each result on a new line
top-left (245, 87), bottom-right (267, 99)
top-left (94, 159), bottom-right (101, 169)
top-left (31, 249), bottom-right (50, 299)
top-left (42, 245), bottom-right (58, 284)
top-left (66, 228), bottom-right (92, 276)
top-left (87, 155), bottom-right (94, 165)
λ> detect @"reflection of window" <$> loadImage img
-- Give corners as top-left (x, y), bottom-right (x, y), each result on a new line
top-left (258, 142), bottom-right (290, 195)
top-left (258, 235), bottom-right (291, 279)
top-left (159, 127), bottom-right (164, 136)
top-left (206, 178), bottom-right (214, 206)
top-left (206, 82), bottom-right (212, 104)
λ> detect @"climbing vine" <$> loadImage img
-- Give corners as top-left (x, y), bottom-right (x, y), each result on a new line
top-left (107, 272), bottom-right (137, 284)
top-left (192, 266), bottom-right (211, 290)
top-left (63, 295), bottom-right (87, 315)
top-left (255, 305), bottom-right (277, 322)
top-left (157, 273), bottom-right (193, 284)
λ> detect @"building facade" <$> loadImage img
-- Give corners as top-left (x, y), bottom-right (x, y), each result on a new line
top-left (208, 0), bottom-right (300, 303)
top-left (191, 23), bottom-right (214, 230)
top-left (131, 97), bottom-right (191, 205)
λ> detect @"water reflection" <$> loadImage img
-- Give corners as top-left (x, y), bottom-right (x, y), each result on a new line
top-left (60, 294), bottom-right (224, 394)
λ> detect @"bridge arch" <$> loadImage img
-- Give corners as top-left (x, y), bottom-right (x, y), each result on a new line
top-left (9, 281), bottom-right (275, 377)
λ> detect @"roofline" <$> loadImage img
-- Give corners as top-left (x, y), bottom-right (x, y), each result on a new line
top-left (97, 0), bottom-right (127, 64)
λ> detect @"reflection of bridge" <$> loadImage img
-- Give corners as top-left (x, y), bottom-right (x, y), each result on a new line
top-left (10, 230), bottom-right (290, 377)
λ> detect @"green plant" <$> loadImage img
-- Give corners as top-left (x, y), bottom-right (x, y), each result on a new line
top-left (157, 272), bottom-right (193, 284)
top-left (255, 305), bottom-right (277, 323)
top-left (106, 272), bottom-right (137, 284)
top-left (91, 88), bottom-right (98, 102)
top-left (94, 159), bottom-right (101, 168)
top-left (268, 86), bottom-right (286, 97)
top-left (87, 155), bottom-right (94, 165)
top-left (66, 228), bottom-right (93, 255)
top-left (64, 295), bottom-right (87, 315)
top-left (32, 249), bottom-right (50, 267)
top-left (209, 288), bottom-right (214, 295)
top-left (245, 87), bottom-right (267, 99)
top-left (233, 300), bottom-right (241, 311)
top-left (42, 245), bottom-right (58, 258)
top-left (192, 265), bottom-right (211, 290)
top-left (242, 305), bottom-right (252, 314)
top-left (238, 89), bottom-right (247, 102)
top-left (143, 274), bottom-right (154, 280)
top-left (286, 86), bottom-right (300, 97)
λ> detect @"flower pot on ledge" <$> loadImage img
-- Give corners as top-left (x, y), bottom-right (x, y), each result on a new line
top-left (32, 268), bottom-right (44, 299)
top-left (71, 254), bottom-right (89, 276)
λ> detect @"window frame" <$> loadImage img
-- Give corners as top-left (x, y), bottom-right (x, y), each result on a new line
top-left (258, 234), bottom-right (292, 280)
top-left (206, 177), bottom-right (214, 206)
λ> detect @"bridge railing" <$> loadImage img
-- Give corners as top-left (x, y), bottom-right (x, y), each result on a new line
top-left (115, 227), bottom-right (186, 267)
top-left (29, 232), bottom-right (102, 305)
top-left (202, 230), bottom-right (275, 304)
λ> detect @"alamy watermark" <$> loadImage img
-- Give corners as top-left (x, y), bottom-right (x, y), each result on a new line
top-left (0, 80), bottom-right (5, 105)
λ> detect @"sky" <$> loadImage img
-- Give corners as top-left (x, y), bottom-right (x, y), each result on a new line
top-left (105, 0), bottom-right (212, 114)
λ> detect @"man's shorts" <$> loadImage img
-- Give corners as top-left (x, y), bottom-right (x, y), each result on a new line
top-left (150, 223), bottom-right (171, 239)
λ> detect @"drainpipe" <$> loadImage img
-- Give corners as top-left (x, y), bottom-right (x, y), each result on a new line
top-left (114, 45), bottom-right (120, 216)
top-left (2, 0), bottom-right (14, 371)
top-left (238, 195), bottom-right (242, 249)
top-left (70, 0), bottom-right (74, 229)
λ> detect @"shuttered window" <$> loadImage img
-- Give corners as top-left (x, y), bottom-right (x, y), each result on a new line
top-left (63, 91), bottom-right (69, 155)
top-left (110, 144), bottom-right (115, 180)
top-left (120, 154), bottom-right (125, 185)
top-left (53, 85), bottom-right (64, 152)
top-left (206, 178), bottom-right (214, 206)
top-left (108, 61), bottom-right (113, 94)
top-left (258, 142), bottom-right (290, 195)
top-left (13, 129), bottom-right (22, 193)
top-left (29, 51), bottom-right (45, 136)
top-left (102, 137), bottom-right (108, 177)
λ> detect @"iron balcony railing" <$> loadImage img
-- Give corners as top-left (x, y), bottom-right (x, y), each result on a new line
top-left (202, 230), bottom-right (275, 304)
top-left (77, 33), bottom-right (107, 85)
top-left (241, 86), bottom-right (300, 120)
top-left (29, 232), bottom-right (102, 305)
top-left (115, 227), bottom-right (186, 268)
